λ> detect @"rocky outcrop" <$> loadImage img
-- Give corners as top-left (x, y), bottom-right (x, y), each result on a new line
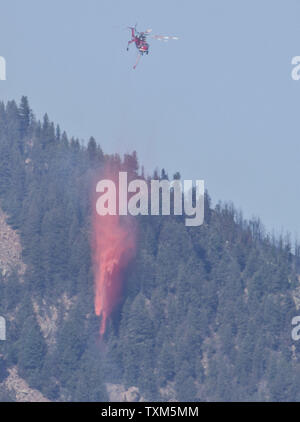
top-left (2, 367), bottom-right (49, 402)
top-left (106, 383), bottom-right (144, 402)
top-left (0, 209), bottom-right (26, 279)
top-left (32, 293), bottom-right (75, 348)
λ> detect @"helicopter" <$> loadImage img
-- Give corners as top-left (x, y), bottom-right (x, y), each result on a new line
top-left (126, 25), bottom-right (179, 69)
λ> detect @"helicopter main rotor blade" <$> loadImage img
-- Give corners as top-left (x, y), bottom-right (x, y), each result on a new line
top-left (152, 35), bottom-right (179, 41)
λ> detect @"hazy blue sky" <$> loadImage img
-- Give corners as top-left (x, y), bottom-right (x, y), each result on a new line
top-left (1, 0), bottom-right (300, 237)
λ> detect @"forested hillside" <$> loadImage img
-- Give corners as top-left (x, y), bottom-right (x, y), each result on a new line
top-left (0, 98), bottom-right (300, 401)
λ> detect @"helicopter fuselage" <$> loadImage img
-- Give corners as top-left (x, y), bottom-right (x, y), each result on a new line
top-left (128, 27), bottom-right (149, 55)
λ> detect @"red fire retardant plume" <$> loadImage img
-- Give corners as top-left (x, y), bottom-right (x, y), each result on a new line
top-left (92, 165), bottom-right (136, 337)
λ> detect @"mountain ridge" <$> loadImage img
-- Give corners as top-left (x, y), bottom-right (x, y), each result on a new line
top-left (0, 97), bottom-right (300, 401)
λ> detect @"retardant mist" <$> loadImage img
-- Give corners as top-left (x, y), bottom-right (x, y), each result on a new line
top-left (91, 163), bottom-right (137, 337)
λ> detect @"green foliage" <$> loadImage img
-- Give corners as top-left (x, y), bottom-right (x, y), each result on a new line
top-left (18, 315), bottom-right (47, 388)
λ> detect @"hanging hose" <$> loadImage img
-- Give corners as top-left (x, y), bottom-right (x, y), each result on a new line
top-left (133, 54), bottom-right (141, 70)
